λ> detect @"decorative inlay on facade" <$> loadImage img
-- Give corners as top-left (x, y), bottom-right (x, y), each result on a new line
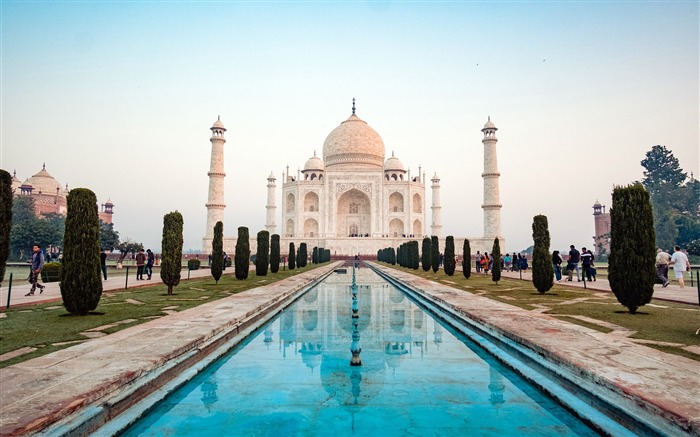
top-left (335, 182), bottom-right (372, 196)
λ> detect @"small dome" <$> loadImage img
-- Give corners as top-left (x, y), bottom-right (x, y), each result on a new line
top-left (384, 152), bottom-right (405, 172)
top-left (304, 152), bottom-right (325, 172)
top-left (483, 116), bottom-right (497, 130)
top-left (322, 113), bottom-right (385, 169)
top-left (212, 116), bottom-right (225, 130)
top-left (10, 171), bottom-right (22, 192)
top-left (26, 165), bottom-right (64, 197)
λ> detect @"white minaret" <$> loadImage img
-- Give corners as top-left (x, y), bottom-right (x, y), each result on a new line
top-left (265, 172), bottom-right (276, 234)
top-left (481, 117), bottom-right (502, 239)
top-left (431, 173), bottom-right (442, 237)
top-left (204, 116), bottom-right (227, 249)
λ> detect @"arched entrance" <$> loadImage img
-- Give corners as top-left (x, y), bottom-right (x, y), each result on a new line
top-left (336, 188), bottom-right (371, 236)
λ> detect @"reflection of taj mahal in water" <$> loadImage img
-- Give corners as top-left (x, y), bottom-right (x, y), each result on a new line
top-left (203, 100), bottom-right (505, 255)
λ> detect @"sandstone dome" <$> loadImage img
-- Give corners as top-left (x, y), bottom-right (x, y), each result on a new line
top-left (322, 114), bottom-right (385, 169)
top-left (304, 152), bottom-right (325, 171)
top-left (26, 165), bottom-right (66, 197)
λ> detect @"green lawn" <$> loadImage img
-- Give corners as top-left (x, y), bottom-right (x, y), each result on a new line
top-left (384, 264), bottom-right (700, 361)
top-left (0, 263), bottom-right (325, 368)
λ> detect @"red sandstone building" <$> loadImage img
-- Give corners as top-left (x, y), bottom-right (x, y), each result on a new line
top-left (10, 164), bottom-right (114, 224)
top-left (592, 200), bottom-right (611, 254)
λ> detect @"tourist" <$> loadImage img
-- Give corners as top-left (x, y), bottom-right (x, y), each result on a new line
top-left (100, 249), bottom-right (108, 280)
top-left (483, 252), bottom-right (490, 274)
top-left (581, 247), bottom-right (593, 281)
top-left (135, 249), bottom-right (146, 280)
top-left (655, 248), bottom-right (671, 287)
top-left (520, 255), bottom-right (528, 271)
top-left (567, 245), bottom-right (580, 282)
top-left (475, 251), bottom-right (482, 273)
top-left (25, 244), bottom-right (45, 296)
top-left (552, 250), bottom-right (563, 282)
top-left (512, 253), bottom-right (519, 272)
top-left (146, 249), bottom-right (155, 280)
top-left (504, 253), bottom-right (512, 271)
top-left (669, 246), bottom-right (691, 289)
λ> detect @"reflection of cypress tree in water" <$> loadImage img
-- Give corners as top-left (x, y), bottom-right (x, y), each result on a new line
top-left (488, 364), bottom-right (506, 410)
top-left (200, 375), bottom-right (218, 412)
top-left (433, 322), bottom-right (443, 350)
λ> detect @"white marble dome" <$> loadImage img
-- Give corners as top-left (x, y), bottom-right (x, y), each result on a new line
top-left (304, 152), bottom-right (325, 171)
top-left (322, 114), bottom-right (385, 168)
top-left (384, 152), bottom-right (405, 172)
top-left (26, 166), bottom-right (66, 197)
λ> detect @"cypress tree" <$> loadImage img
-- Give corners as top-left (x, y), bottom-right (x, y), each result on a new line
top-left (608, 184), bottom-right (656, 314)
top-left (491, 238), bottom-right (502, 284)
top-left (421, 237), bottom-right (431, 271)
top-left (0, 169), bottom-right (12, 285)
top-left (160, 211), bottom-right (184, 295)
top-left (298, 243), bottom-right (308, 267)
top-left (532, 215), bottom-right (554, 294)
top-left (389, 247), bottom-right (396, 265)
top-left (235, 227), bottom-right (250, 280)
top-left (60, 188), bottom-right (102, 314)
top-left (313, 246), bottom-right (318, 264)
top-left (270, 234), bottom-right (281, 273)
top-left (444, 236), bottom-right (455, 276)
top-left (288, 242), bottom-right (296, 270)
top-left (255, 230), bottom-right (270, 276)
top-left (431, 236), bottom-right (440, 273)
top-left (211, 221), bottom-right (224, 284)
top-left (411, 240), bottom-right (420, 269)
top-left (462, 239), bottom-right (471, 279)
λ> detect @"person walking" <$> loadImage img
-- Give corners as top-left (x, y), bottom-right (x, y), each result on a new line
top-left (655, 248), bottom-right (672, 287)
top-left (519, 255), bottom-right (528, 271)
top-left (581, 247), bottom-right (593, 281)
top-left (482, 252), bottom-right (490, 274)
top-left (25, 244), bottom-right (46, 296)
top-left (146, 249), bottom-right (155, 280)
top-left (552, 250), bottom-right (563, 282)
top-left (475, 251), bottom-right (482, 273)
top-left (587, 249), bottom-right (597, 281)
top-left (135, 248), bottom-right (146, 280)
top-left (100, 249), bottom-right (108, 280)
top-left (567, 245), bottom-right (581, 282)
top-left (670, 246), bottom-right (691, 289)
top-left (504, 254), bottom-right (512, 272)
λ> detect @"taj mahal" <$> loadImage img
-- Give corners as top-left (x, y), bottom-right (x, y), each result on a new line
top-left (202, 100), bottom-right (504, 257)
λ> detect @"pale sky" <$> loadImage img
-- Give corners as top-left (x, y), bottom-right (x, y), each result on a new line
top-left (2, 1), bottom-right (698, 254)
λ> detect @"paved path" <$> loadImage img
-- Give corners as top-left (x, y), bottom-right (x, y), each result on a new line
top-left (460, 266), bottom-right (700, 306)
top-left (0, 267), bottom-right (224, 310)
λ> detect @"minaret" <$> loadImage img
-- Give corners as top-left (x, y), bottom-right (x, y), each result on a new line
top-left (204, 116), bottom-right (227, 248)
top-left (481, 117), bottom-right (502, 239)
top-left (431, 173), bottom-right (442, 237)
top-left (266, 172), bottom-right (277, 234)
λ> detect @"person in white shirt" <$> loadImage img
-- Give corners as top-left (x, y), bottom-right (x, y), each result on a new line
top-left (669, 246), bottom-right (691, 289)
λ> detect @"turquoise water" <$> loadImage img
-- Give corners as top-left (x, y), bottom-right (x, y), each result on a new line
top-left (123, 268), bottom-right (598, 436)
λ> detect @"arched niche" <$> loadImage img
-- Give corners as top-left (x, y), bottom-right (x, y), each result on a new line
top-left (304, 191), bottom-right (319, 212)
top-left (389, 192), bottom-right (404, 213)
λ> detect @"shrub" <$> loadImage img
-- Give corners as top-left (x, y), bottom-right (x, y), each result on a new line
top-left (532, 215), bottom-right (554, 294)
top-left (298, 243), bottom-right (307, 268)
top-left (288, 242), bottom-right (296, 270)
top-left (256, 230), bottom-right (270, 276)
top-left (41, 262), bottom-right (62, 282)
top-left (491, 238), bottom-right (501, 284)
top-left (444, 236), bottom-right (455, 276)
top-left (211, 221), bottom-right (223, 283)
top-left (609, 184), bottom-right (656, 314)
top-left (160, 211), bottom-right (184, 295)
top-left (188, 259), bottom-right (201, 270)
top-left (235, 227), bottom-right (250, 280)
top-left (0, 169), bottom-right (11, 285)
top-left (421, 237), bottom-right (431, 271)
top-left (431, 236), bottom-right (439, 273)
top-left (60, 188), bottom-right (102, 314)
top-left (270, 234), bottom-right (280, 273)
top-left (462, 239), bottom-right (471, 279)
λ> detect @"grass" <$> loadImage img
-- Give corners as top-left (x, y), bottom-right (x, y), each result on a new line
top-left (0, 263), bottom-right (326, 368)
top-left (384, 264), bottom-right (700, 361)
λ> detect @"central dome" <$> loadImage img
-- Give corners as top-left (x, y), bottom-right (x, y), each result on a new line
top-left (322, 114), bottom-right (385, 169)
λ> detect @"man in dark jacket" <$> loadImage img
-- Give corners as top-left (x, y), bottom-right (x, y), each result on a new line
top-left (26, 244), bottom-right (45, 296)
top-left (567, 245), bottom-right (581, 282)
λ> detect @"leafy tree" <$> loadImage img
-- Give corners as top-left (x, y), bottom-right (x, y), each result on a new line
top-left (421, 237), bottom-right (431, 271)
top-left (532, 214), bottom-right (554, 294)
top-left (298, 242), bottom-right (307, 268)
top-left (211, 221), bottom-right (224, 283)
top-left (9, 197), bottom-right (65, 260)
top-left (99, 220), bottom-right (120, 251)
top-left (686, 239), bottom-right (700, 256)
top-left (462, 239), bottom-right (471, 279)
top-left (444, 236), bottom-right (455, 276)
top-left (160, 211), bottom-right (184, 295)
top-left (115, 238), bottom-right (144, 264)
top-left (491, 238), bottom-right (502, 284)
top-left (0, 169), bottom-right (13, 284)
top-left (608, 184), bottom-right (656, 314)
top-left (431, 236), bottom-right (439, 273)
top-left (256, 230), bottom-right (270, 276)
top-left (641, 145), bottom-right (686, 198)
top-left (270, 234), bottom-right (280, 273)
top-left (235, 227), bottom-right (250, 280)
top-left (288, 242), bottom-right (296, 270)
top-left (60, 188), bottom-right (102, 315)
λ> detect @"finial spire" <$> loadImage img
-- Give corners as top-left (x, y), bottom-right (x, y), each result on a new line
top-left (352, 97), bottom-right (356, 115)
top-left (43, 162), bottom-right (46, 170)
top-left (217, 115), bottom-right (220, 121)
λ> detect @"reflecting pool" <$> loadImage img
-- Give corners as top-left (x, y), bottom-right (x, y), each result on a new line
top-left (123, 267), bottom-right (598, 436)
